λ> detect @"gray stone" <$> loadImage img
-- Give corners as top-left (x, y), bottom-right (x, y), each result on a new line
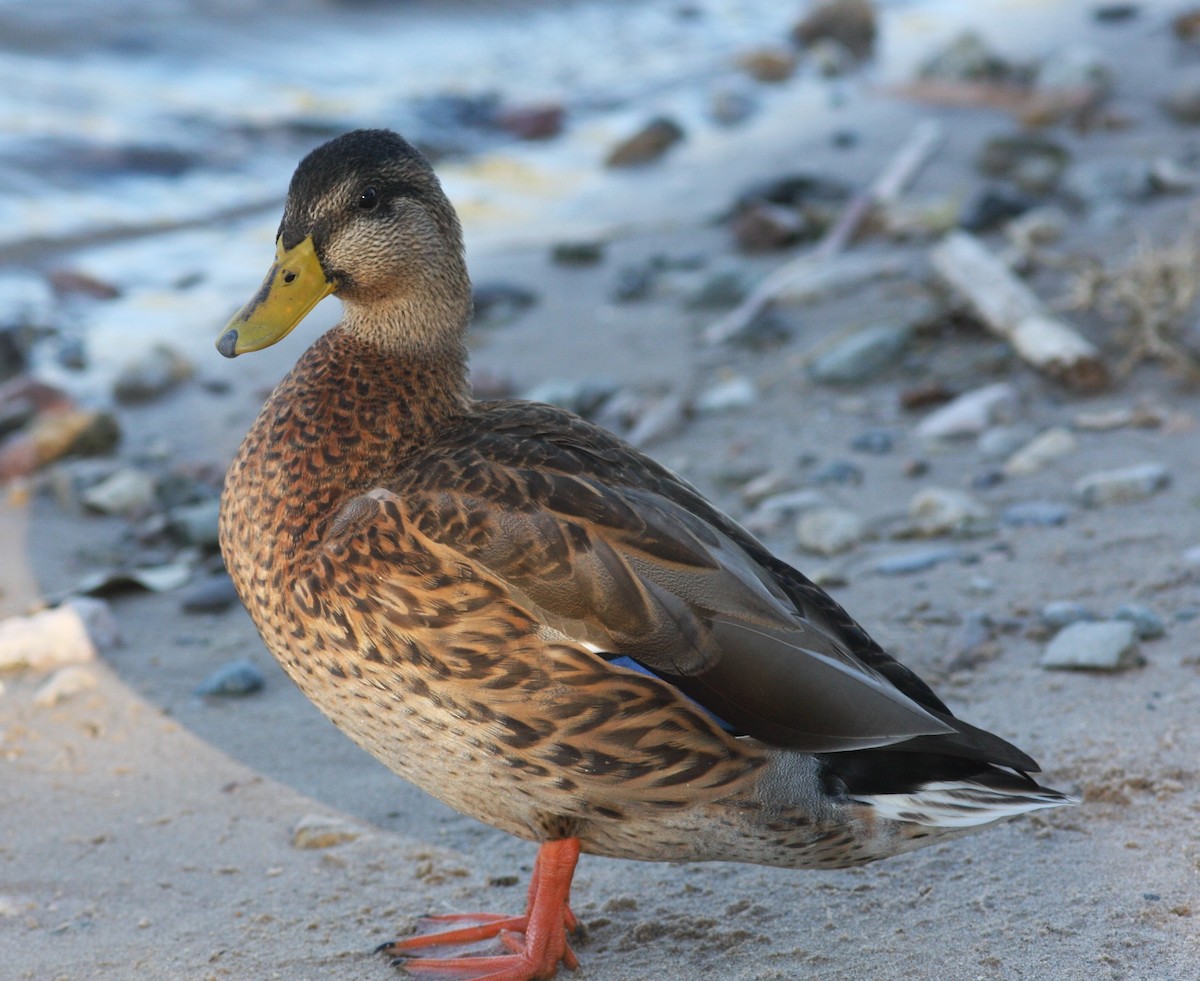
top-left (180, 574), bottom-right (240, 614)
top-left (167, 499), bottom-right (222, 548)
top-left (1041, 620), bottom-right (1142, 670)
top-left (796, 507), bottom-right (864, 556)
top-left (684, 268), bottom-right (751, 311)
top-left (850, 429), bottom-right (894, 455)
top-left (1160, 70), bottom-right (1200, 125)
top-left (112, 344), bottom-right (193, 404)
top-left (743, 489), bottom-right (830, 535)
top-left (80, 468), bottom-right (157, 516)
top-left (1063, 159), bottom-right (1156, 206)
top-left (625, 394), bottom-right (687, 448)
top-left (871, 545), bottom-right (961, 575)
top-left (813, 460), bottom-right (863, 486)
top-left (1114, 604), bottom-right (1166, 640)
top-left (195, 658), bottom-right (265, 697)
top-left (1002, 501), bottom-right (1070, 527)
top-left (977, 425), bottom-right (1036, 461)
top-left (809, 324), bottom-right (912, 385)
top-left (1073, 463), bottom-right (1171, 507)
top-left (1040, 601), bottom-right (1098, 630)
top-left (708, 84), bottom-right (759, 126)
top-left (1036, 43), bottom-right (1113, 96)
top-left (522, 378), bottom-right (618, 417)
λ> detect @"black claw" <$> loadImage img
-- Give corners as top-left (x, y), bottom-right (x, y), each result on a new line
top-left (373, 940), bottom-right (398, 955)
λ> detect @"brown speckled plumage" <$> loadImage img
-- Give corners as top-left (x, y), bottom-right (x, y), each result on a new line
top-left (217, 130), bottom-right (1070, 979)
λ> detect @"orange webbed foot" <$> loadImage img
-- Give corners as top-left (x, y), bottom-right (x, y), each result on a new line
top-left (378, 838), bottom-right (581, 981)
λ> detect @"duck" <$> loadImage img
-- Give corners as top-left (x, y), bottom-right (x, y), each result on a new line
top-left (216, 129), bottom-right (1071, 981)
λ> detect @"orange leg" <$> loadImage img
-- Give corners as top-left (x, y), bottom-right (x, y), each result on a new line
top-left (379, 838), bottom-right (581, 981)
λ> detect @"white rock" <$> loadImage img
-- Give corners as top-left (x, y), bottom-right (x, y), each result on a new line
top-left (1003, 426), bottom-right (1078, 476)
top-left (1041, 620), bottom-right (1141, 671)
top-left (909, 487), bottom-right (990, 536)
top-left (743, 489), bottom-right (829, 535)
top-left (1073, 463), bottom-right (1171, 507)
top-left (796, 507), bottom-right (864, 555)
top-left (81, 468), bottom-right (158, 515)
top-left (0, 602), bottom-right (107, 672)
top-left (916, 382), bottom-right (1016, 440)
top-left (695, 376), bottom-right (757, 413)
top-left (34, 666), bottom-right (99, 707)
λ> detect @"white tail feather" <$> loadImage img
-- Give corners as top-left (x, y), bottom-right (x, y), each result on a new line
top-left (855, 780), bottom-right (1074, 829)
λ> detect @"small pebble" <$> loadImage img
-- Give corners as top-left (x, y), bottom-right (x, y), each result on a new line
top-left (1160, 69), bottom-right (1200, 125)
top-left (739, 470), bottom-right (792, 507)
top-left (850, 429), bottom-right (894, 455)
top-left (708, 84), bottom-right (759, 126)
top-left (916, 383), bottom-right (1016, 440)
top-left (496, 103), bottom-right (565, 141)
top-left (809, 324), bottom-right (911, 385)
top-left (977, 425), bottom-right (1036, 461)
top-left (195, 658), bottom-right (265, 697)
top-left (743, 489), bottom-right (830, 534)
top-left (1113, 604), bottom-right (1165, 640)
top-left (34, 666), bottom-right (98, 708)
top-left (605, 117), bottom-right (685, 168)
top-left (959, 186), bottom-right (1034, 233)
top-left (796, 507), bottom-right (864, 555)
top-left (1073, 463), bottom-right (1171, 507)
top-left (1041, 620), bottom-right (1142, 671)
top-left (871, 545), bottom-right (961, 575)
top-left (812, 460), bottom-right (863, 486)
top-left (611, 265), bottom-right (655, 303)
top-left (180, 574), bottom-right (240, 614)
top-left (1001, 501), bottom-right (1070, 527)
top-left (695, 376), bottom-right (756, 414)
top-left (625, 394), bottom-right (688, 448)
top-left (922, 31), bottom-right (1020, 84)
top-left (684, 269), bottom-right (751, 311)
top-left (167, 498), bottom-right (223, 548)
top-left (1062, 159), bottom-right (1155, 206)
top-left (791, 0), bottom-right (877, 59)
top-left (550, 241), bottom-right (604, 266)
top-left (1092, 4), bottom-right (1139, 23)
top-left (292, 814), bottom-right (364, 850)
top-left (1003, 426), bottom-right (1078, 476)
top-left (522, 378), bottom-right (618, 417)
top-left (1040, 600), bottom-right (1098, 629)
top-left (731, 202), bottom-right (811, 252)
top-left (471, 282), bottom-right (537, 327)
top-left (909, 487), bottom-right (991, 537)
top-left (112, 344), bottom-right (193, 404)
top-left (737, 47), bottom-right (797, 83)
top-left (81, 468), bottom-right (158, 516)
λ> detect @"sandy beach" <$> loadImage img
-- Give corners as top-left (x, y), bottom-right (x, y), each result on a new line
top-left (3, 2), bottom-right (1199, 979)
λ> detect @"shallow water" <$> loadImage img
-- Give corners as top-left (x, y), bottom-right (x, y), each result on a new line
top-left (0, 0), bottom-right (1098, 394)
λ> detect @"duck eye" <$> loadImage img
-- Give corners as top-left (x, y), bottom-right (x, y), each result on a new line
top-left (357, 187), bottom-right (380, 211)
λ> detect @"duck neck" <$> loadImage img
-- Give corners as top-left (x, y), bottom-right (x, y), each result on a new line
top-left (221, 321), bottom-right (472, 581)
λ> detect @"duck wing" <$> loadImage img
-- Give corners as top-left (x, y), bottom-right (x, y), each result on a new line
top-left (311, 402), bottom-right (973, 755)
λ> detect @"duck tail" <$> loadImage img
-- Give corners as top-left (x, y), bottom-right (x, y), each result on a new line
top-left (853, 772), bottom-right (1074, 830)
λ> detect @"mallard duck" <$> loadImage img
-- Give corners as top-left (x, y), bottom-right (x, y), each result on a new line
top-left (216, 129), bottom-right (1070, 980)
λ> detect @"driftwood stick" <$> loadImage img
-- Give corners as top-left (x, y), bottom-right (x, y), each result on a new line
top-left (930, 231), bottom-right (1109, 391)
top-left (704, 120), bottom-right (943, 346)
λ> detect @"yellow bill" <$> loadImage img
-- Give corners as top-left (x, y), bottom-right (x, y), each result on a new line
top-left (216, 235), bottom-right (334, 358)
